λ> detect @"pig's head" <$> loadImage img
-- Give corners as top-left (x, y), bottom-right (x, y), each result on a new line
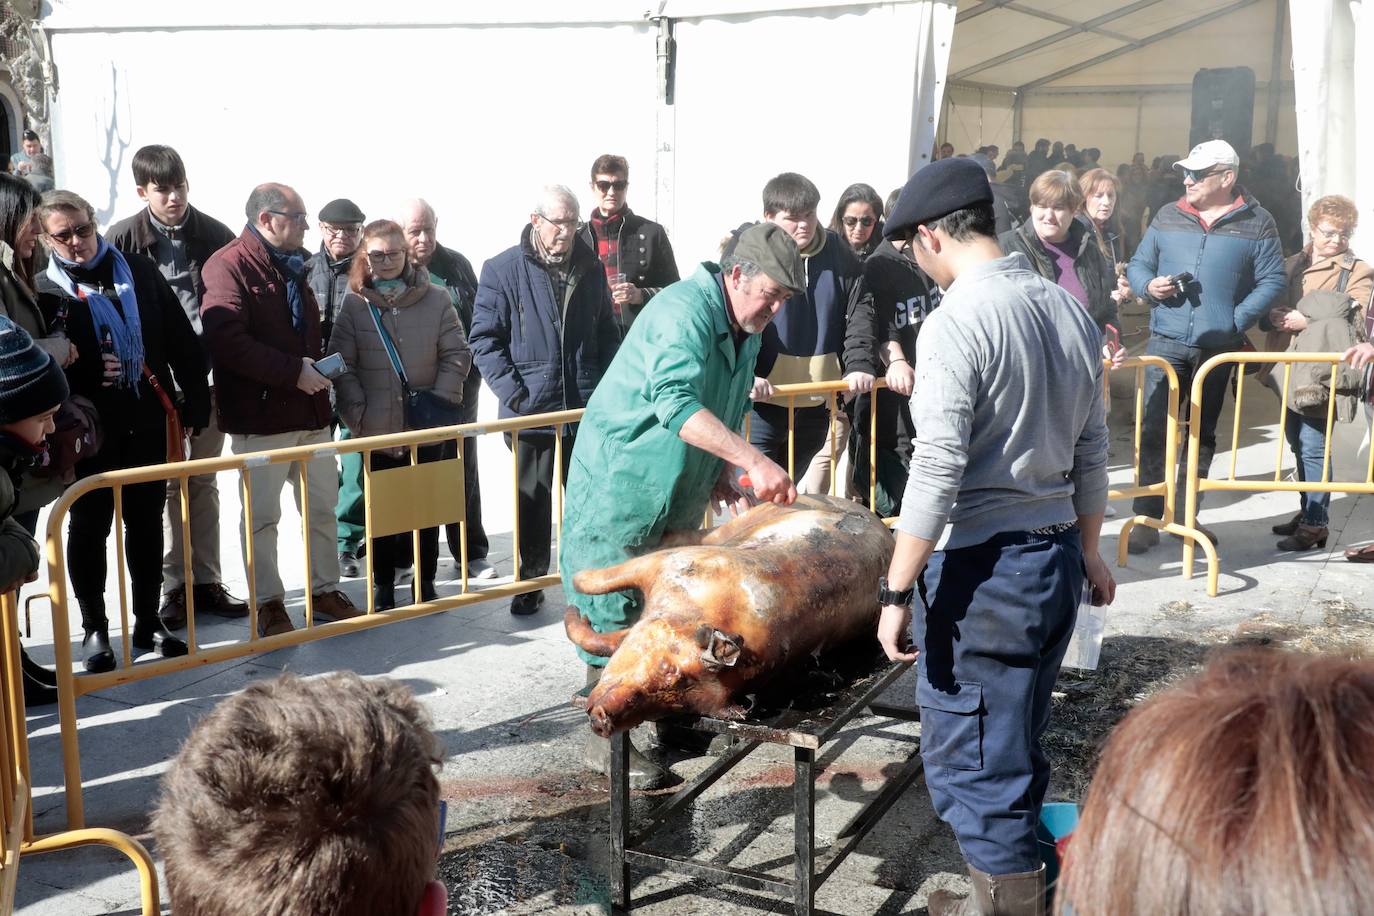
top-left (585, 616), bottom-right (747, 737)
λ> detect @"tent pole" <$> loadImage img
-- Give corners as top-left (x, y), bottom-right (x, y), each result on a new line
top-left (1264, 0), bottom-right (1287, 145)
top-left (1012, 91), bottom-right (1023, 146)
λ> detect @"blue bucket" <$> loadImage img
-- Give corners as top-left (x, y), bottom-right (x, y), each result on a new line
top-left (1036, 802), bottom-right (1080, 892)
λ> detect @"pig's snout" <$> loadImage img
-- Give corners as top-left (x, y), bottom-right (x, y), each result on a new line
top-left (588, 705), bottom-right (614, 737)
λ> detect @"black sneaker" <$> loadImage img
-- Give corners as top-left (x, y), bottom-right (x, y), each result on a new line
top-left (510, 591), bottom-right (545, 616)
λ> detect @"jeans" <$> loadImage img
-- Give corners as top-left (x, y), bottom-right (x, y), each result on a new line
top-left (748, 401), bottom-right (830, 479)
top-left (1284, 411), bottom-right (1332, 526)
top-left (1132, 335), bottom-right (1235, 520)
top-left (913, 528), bottom-right (1083, 875)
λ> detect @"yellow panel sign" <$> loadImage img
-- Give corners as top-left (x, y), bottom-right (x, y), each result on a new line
top-left (366, 456), bottom-right (466, 538)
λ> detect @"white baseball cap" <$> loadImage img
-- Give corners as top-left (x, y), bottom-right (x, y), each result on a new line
top-left (1174, 140), bottom-right (1240, 173)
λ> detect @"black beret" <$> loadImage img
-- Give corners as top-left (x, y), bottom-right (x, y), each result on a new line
top-left (318, 198), bottom-right (365, 224)
top-left (883, 158), bottom-right (994, 240)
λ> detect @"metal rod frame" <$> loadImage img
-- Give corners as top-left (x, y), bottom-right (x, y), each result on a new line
top-left (608, 663), bottom-right (922, 915)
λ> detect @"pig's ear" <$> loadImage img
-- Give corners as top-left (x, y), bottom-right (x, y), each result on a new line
top-left (700, 629), bottom-right (745, 670)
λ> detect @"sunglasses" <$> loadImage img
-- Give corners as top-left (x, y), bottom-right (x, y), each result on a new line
top-left (594, 180), bottom-right (627, 193)
top-left (46, 222), bottom-right (95, 244)
top-left (1182, 167), bottom-right (1227, 183)
top-left (842, 216), bottom-right (876, 228)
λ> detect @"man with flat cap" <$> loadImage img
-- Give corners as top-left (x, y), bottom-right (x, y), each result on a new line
top-left (306, 198), bottom-right (370, 575)
top-left (561, 222), bottom-right (803, 788)
top-left (875, 158), bottom-right (1115, 915)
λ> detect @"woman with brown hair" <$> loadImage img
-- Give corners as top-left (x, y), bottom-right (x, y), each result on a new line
top-left (326, 219), bottom-right (470, 610)
top-left (1057, 649), bottom-right (1374, 915)
top-left (999, 171), bottom-right (1125, 363)
top-left (1264, 194), bottom-right (1373, 553)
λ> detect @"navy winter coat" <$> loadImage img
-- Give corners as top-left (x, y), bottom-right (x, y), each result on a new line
top-left (1127, 189), bottom-right (1287, 350)
top-left (469, 225), bottom-right (620, 430)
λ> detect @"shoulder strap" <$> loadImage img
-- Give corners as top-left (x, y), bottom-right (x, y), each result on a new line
top-left (366, 302), bottom-right (410, 392)
top-left (1337, 262), bottom-right (1352, 294)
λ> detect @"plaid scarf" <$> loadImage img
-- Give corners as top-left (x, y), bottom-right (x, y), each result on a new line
top-left (589, 209), bottom-right (624, 284)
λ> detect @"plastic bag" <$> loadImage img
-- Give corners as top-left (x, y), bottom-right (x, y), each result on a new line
top-left (1062, 577), bottom-right (1107, 671)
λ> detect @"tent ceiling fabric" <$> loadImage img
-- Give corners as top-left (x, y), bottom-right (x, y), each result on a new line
top-left (951, 0), bottom-right (1272, 91)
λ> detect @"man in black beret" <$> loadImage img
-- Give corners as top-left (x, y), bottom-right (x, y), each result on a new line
top-left (876, 158), bottom-right (1116, 915)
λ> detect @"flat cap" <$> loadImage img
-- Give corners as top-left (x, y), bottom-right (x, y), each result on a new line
top-left (318, 198), bottom-right (365, 224)
top-left (883, 158), bottom-right (994, 240)
top-left (732, 223), bottom-right (806, 296)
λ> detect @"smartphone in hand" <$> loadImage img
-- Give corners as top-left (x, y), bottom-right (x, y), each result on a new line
top-left (314, 352), bottom-right (347, 379)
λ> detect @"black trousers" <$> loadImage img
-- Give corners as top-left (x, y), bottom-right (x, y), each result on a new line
top-left (443, 425), bottom-right (489, 561)
top-left (370, 445), bottom-right (444, 588)
top-left (504, 430), bottom-right (573, 580)
top-left (68, 477), bottom-right (165, 632)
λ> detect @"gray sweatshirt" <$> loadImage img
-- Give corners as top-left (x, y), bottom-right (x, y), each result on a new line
top-left (897, 253), bottom-right (1109, 550)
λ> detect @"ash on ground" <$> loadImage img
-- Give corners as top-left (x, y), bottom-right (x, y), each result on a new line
top-left (1045, 597), bottom-right (1374, 801)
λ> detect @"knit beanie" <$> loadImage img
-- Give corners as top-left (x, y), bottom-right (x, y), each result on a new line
top-left (0, 317), bottom-right (69, 425)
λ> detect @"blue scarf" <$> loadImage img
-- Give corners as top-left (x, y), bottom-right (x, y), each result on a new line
top-left (47, 236), bottom-right (145, 391)
top-left (250, 226), bottom-right (306, 331)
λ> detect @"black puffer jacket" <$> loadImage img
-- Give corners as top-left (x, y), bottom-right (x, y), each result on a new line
top-left (306, 247), bottom-right (353, 348)
top-left (1000, 216), bottom-right (1118, 334)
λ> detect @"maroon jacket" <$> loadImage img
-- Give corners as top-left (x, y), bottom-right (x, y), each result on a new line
top-left (200, 227), bottom-right (331, 435)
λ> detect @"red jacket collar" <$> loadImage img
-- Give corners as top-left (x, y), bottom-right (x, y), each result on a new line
top-left (1177, 194), bottom-right (1245, 231)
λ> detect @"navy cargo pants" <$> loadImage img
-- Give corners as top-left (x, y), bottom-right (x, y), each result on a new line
top-left (913, 527), bottom-right (1083, 876)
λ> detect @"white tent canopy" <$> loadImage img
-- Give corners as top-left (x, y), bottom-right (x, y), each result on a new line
top-left (942, 0), bottom-right (1296, 171)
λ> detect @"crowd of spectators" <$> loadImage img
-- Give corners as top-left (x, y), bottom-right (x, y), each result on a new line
top-left (0, 124), bottom-right (1362, 915)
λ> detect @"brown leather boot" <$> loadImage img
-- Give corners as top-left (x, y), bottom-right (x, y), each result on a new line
top-left (927, 863), bottom-right (1045, 916)
top-left (1277, 524), bottom-right (1328, 552)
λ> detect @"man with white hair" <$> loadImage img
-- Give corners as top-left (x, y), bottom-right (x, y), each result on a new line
top-left (469, 186), bottom-right (620, 616)
top-left (397, 198), bottom-right (495, 579)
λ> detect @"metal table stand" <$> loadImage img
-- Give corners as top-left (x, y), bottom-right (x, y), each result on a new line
top-left (598, 660), bottom-right (921, 915)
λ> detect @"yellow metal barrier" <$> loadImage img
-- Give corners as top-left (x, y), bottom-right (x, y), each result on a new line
top-left (0, 594), bottom-right (158, 913)
top-left (1180, 351), bottom-right (1374, 596)
top-left (1107, 355), bottom-right (1215, 571)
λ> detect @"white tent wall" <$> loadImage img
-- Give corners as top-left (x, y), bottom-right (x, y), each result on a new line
top-left (940, 84), bottom-right (1015, 156)
top-left (947, 0), bottom-right (1301, 173)
top-left (39, 0), bottom-right (951, 273)
top-left (1016, 86), bottom-right (1297, 171)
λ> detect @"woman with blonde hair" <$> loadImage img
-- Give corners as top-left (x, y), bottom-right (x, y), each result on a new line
top-left (1263, 194), bottom-right (1373, 552)
top-left (326, 219), bottom-right (470, 610)
top-left (1057, 649), bottom-right (1374, 915)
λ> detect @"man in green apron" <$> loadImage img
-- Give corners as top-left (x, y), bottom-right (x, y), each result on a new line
top-left (560, 223), bottom-right (804, 787)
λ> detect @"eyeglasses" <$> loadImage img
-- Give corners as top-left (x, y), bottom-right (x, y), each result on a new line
top-left (537, 214), bottom-right (578, 229)
top-left (594, 180), bottom-right (627, 193)
top-left (45, 222), bottom-right (95, 244)
top-left (1182, 167), bottom-right (1227, 183)
top-left (842, 216), bottom-right (876, 229)
top-left (266, 209), bottom-right (309, 224)
top-left (1314, 226), bottom-right (1352, 242)
top-left (367, 249), bottom-right (406, 264)
top-left (321, 224), bottom-right (362, 238)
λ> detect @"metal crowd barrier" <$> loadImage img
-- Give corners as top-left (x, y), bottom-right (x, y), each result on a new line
top-left (1108, 355), bottom-right (1215, 571)
top-left (39, 382), bottom-right (892, 829)
top-left (0, 594), bottom-right (158, 913)
top-left (1179, 352), bottom-right (1374, 597)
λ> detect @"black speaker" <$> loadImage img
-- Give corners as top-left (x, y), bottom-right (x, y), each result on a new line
top-left (1190, 67), bottom-right (1255, 156)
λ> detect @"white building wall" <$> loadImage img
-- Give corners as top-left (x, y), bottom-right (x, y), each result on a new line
top-left (42, 1), bottom-right (937, 274)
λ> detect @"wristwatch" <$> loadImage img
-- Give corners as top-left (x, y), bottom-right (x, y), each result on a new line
top-left (877, 576), bottom-right (915, 608)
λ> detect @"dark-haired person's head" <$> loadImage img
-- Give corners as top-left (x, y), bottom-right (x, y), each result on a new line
top-left (20, 130), bottom-right (40, 159)
top-left (762, 172), bottom-right (822, 250)
top-left (0, 317), bottom-right (67, 450)
top-left (132, 145), bottom-right (190, 228)
top-left (589, 153), bottom-right (629, 217)
top-left (0, 173), bottom-right (42, 283)
top-left (153, 672), bottom-right (448, 916)
top-left (884, 158), bottom-right (997, 289)
top-left (1058, 649), bottom-right (1374, 916)
top-left (829, 182), bottom-right (883, 256)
